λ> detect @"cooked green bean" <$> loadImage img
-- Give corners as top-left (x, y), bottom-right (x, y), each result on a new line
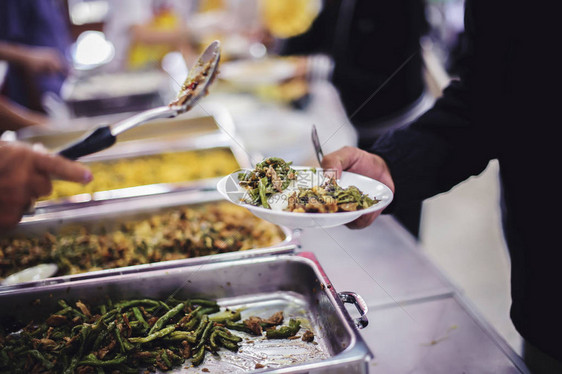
top-left (189, 299), bottom-right (219, 308)
top-left (128, 325), bottom-right (176, 344)
top-left (218, 336), bottom-right (239, 352)
top-left (165, 330), bottom-right (197, 344)
top-left (77, 353), bottom-right (127, 366)
top-left (225, 320), bottom-right (256, 335)
top-left (266, 318), bottom-right (301, 339)
top-left (194, 320), bottom-right (213, 351)
top-left (114, 299), bottom-right (161, 311)
top-left (148, 302), bottom-right (184, 335)
top-left (132, 306), bottom-right (150, 330)
top-left (209, 329), bottom-right (221, 352)
top-left (191, 344), bottom-right (206, 366)
top-left (160, 349), bottom-right (173, 368)
top-left (209, 308), bottom-right (241, 323)
top-left (24, 350), bottom-right (54, 369)
top-left (216, 327), bottom-right (243, 343)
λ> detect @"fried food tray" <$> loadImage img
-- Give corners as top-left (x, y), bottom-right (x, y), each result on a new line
top-left (2, 190), bottom-right (295, 291)
top-left (0, 252), bottom-right (372, 373)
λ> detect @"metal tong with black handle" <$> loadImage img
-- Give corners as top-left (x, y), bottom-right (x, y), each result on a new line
top-left (57, 40), bottom-right (221, 160)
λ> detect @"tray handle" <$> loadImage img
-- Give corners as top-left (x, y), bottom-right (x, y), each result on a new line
top-left (338, 291), bottom-right (369, 329)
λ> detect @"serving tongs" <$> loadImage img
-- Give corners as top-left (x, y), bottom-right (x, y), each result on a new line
top-left (56, 40), bottom-right (221, 160)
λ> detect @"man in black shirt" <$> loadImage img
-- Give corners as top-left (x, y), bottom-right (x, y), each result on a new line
top-left (322, 0), bottom-right (562, 372)
top-left (279, 0), bottom-right (429, 237)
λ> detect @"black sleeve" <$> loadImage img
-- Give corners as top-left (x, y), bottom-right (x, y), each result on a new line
top-left (371, 0), bottom-right (494, 211)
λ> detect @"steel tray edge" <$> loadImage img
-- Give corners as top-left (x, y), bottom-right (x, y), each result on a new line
top-left (0, 252), bottom-right (374, 373)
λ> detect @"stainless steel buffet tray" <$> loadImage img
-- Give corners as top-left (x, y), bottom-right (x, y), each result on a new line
top-left (0, 252), bottom-right (373, 373)
top-left (3, 189), bottom-right (295, 291)
top-left (20, 114), bottom-right (226, 151)
top-left (31, 134), bottom-right (250, 215)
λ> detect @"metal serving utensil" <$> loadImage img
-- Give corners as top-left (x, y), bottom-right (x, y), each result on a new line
top-left (56, 40), bottom-right (221, 160)
top-left (1, 263), bottom-right (58, 286)
top-left (311, 124), bottom-right (324, 165)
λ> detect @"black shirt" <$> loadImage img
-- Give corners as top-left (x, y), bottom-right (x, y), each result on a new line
top-left (373, 0), bottom-right (562, 362)
top-left (279, 0), bottom-right (428, 124)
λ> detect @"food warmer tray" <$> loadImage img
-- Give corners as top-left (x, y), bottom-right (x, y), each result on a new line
top-left (19, 114), bottom-right (226, 151)
top-left (3, 189), bottom-right (295, 292)
top-left (60, 70), bottom-right (169, 118)
top-left (0, 252), bottom-right (373, 373)
top-left (30, 130), bottom-right (250, 215)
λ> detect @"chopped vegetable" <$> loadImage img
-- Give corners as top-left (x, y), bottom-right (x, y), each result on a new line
top-left (0, 298), bottom-right (311, 372)
top-left (238, 157), bottom-right (297, 207)
top-left (266, 318), bottom-right (301, 339)
top-left (287, 177), bottom-right (378, 213)
top-left (238, 157), bottom-right (379, 213)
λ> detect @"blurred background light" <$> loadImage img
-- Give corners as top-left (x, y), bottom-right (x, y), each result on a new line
top-left (71, 30), bottom-right (115, 70)
top-left (68, 0), bottom-right (109, 25)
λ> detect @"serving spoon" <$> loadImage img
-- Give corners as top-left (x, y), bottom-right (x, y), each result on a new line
top-left (56, 40), bottom-right (221, 160)
top-left (1, 263), bottom-right (58, 286)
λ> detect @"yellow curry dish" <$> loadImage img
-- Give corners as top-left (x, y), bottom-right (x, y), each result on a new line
top-left (46, 148), bottom-right (240, 200)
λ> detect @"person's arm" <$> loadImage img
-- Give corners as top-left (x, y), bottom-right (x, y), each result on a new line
top-left (0, 41), bottom-right (67, 75)
top-left (0, 142), bottom-right (93, 230)
top-left (129, 24), bottom-right (191, 46)
top-left (0, 96), bottom-right (48, 131)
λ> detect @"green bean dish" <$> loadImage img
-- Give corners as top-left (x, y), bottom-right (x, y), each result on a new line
top-left (238, 157), bottom-right (297, 209)
top-left (0, 297), bottom-right (314, 373)
top-left (238, 157), bottom-right (379, 213)
top-left (287, 178), bottom-right (378, 213)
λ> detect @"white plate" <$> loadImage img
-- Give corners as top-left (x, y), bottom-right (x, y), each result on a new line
top-left (1, 263), bottom-right (58, 286)
top-left (219, 58), bottom-right (298, 86)
top-left (217, 167), bottom-right (393, 229)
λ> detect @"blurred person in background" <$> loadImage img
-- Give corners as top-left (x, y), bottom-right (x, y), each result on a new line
top-left (0, 141), bottom-right (92, 231)
top-left (0, 95), bottom-right (49, 134)
top-left (103, 0), bottom-right (198, 73)
top-left (0, 0), bottom-right (71, 113)
top-left (321, 0), bottom-right (562, 372)
top-left (277, 0), bottom-right (429, 238)
top-left (0, 41), bottom-right (67, 133)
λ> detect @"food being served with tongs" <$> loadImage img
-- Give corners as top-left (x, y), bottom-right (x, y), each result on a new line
top-left (0, 297), bottom-right (314, 372)
top-left (0, 202), bottom-right (285, 281)
top-left (238, 157), bottom-right (379, 213)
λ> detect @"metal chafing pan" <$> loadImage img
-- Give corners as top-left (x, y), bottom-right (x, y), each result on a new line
top-left (19, 114), bottom-right (225, 152)
top-left (0, 252), bottom-right (373, 373)
top-left (3, 189), bottom-right (295, 291)
top-left (31, 133), bottom-right (250, 215)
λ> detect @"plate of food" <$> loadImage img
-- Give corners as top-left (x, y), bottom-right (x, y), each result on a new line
top-left (217, 157), bottom-right (393, 229)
